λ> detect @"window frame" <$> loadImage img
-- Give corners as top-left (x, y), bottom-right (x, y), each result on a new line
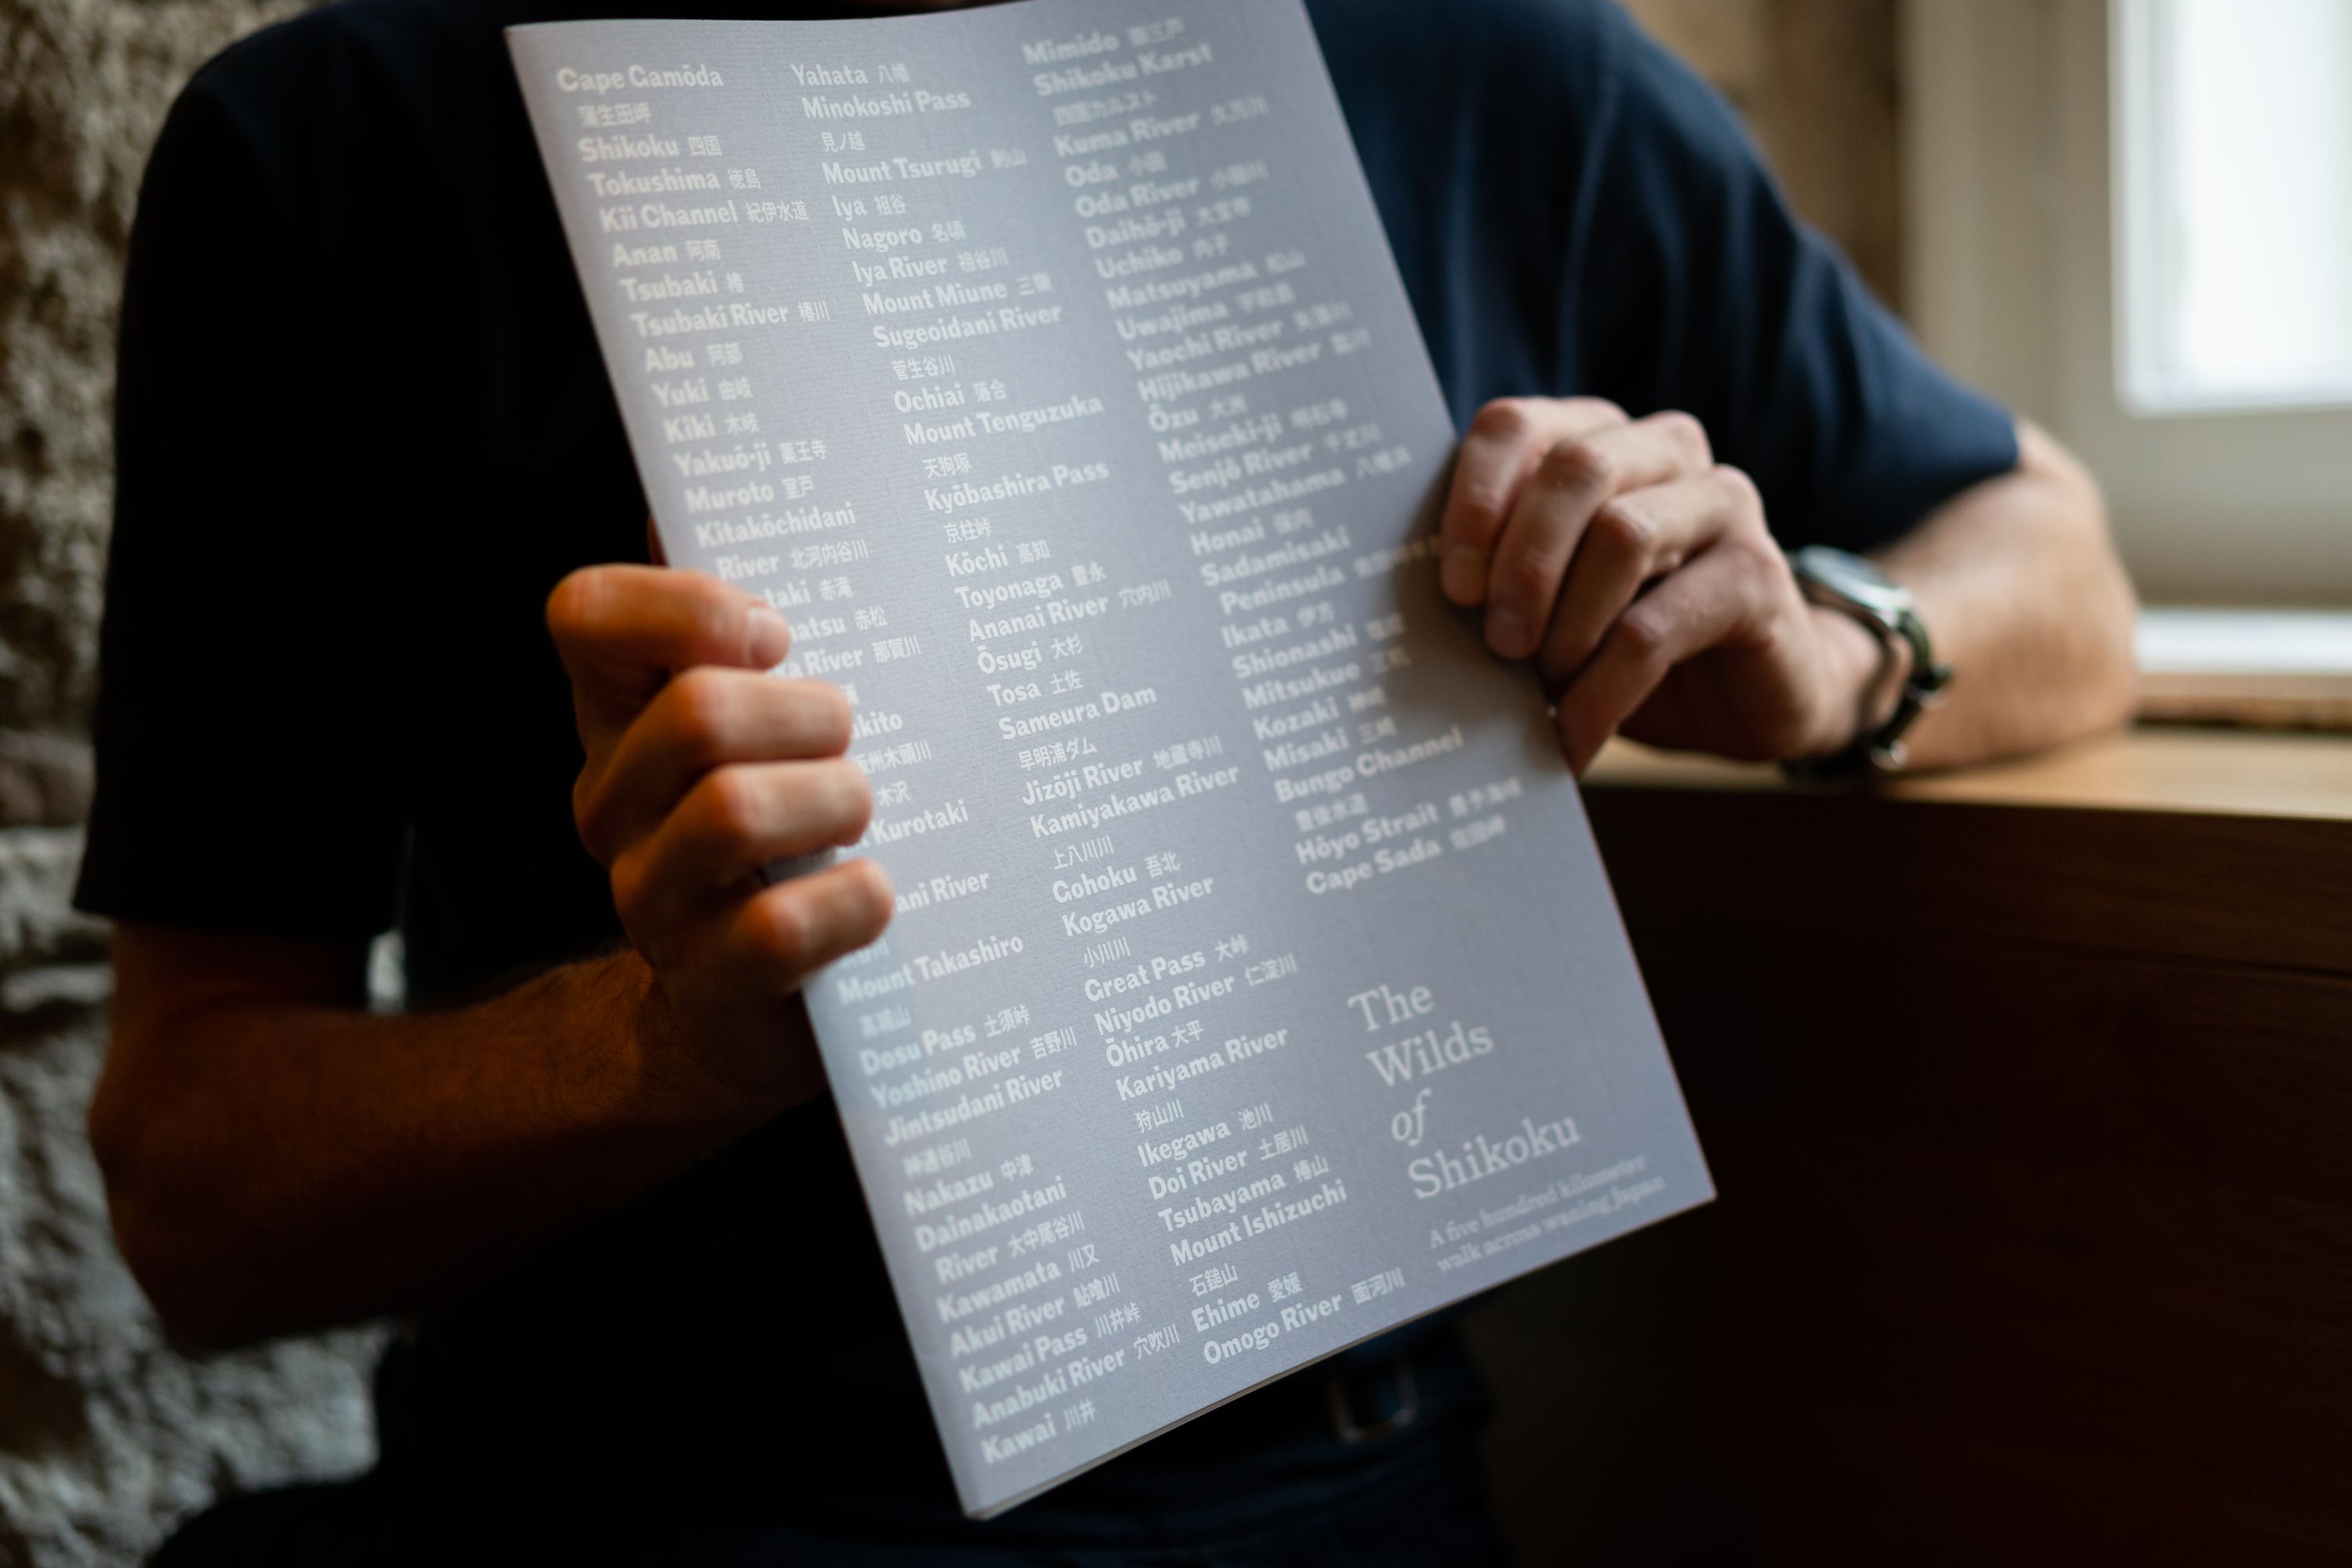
top-left (1903, 0), bottom-right (2352, 604)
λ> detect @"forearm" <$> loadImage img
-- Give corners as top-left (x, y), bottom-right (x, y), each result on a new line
top-left (92, 938), bottom-right (797, 1345)
top-left (1872, 422), bottom-right (2138, 770)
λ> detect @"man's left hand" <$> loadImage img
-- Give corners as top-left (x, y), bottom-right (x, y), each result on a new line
top-left (1438, 396), bottom-right (1891, 773)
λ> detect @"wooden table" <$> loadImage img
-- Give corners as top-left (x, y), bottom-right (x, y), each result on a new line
top-left (1467, 728), bottom-right (2352, 1563)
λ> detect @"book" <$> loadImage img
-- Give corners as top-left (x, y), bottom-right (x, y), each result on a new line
top-left (507, 0), bottom-right (1711, 1518)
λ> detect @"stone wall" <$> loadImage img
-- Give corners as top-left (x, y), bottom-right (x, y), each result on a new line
top-left (0, 2), bottom-right (379, 1564)
top-left (0, 2), bottom-right (1904, 1561)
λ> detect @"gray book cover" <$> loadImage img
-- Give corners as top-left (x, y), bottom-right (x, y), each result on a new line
top-left (509, 0), bottom-right (1711, 1517)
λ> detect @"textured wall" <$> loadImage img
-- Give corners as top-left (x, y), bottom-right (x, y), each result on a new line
top-left (0, 2), bottom-right (1904, 1562)
top-left (0, 2), bottom-right (379, 1566)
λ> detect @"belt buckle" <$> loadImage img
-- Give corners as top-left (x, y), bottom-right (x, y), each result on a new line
top-left (1325, 1354), bottom-right (1420, 1444)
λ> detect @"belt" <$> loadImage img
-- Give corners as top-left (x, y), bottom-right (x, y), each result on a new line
top-left (1323, 1348), bottom-right (1424, 1443)
top-left (1146, 1322), bottom-right (1475, 1470)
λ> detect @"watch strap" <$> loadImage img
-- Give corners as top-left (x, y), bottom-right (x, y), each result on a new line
top-left (1784, 550), bottom-right (1952, 777)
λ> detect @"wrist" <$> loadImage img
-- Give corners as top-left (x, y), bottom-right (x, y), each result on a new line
top-left (586, 952), bottom-right (782, 1136)
top-left (609, 949), bottom-right (828, 1132)
top-left (1806, 603), bottom-right (1907, 757)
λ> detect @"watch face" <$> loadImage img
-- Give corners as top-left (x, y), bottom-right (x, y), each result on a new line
top-left (1791, 546), bottom-right (1905, 618)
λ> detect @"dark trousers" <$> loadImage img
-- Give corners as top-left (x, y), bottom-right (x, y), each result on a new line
top-left (154, 1330), bottom-right (1508, 1566)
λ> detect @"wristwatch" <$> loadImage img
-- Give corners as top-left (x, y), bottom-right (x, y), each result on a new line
top-left (1784, 546), bottom-right (1951, 775)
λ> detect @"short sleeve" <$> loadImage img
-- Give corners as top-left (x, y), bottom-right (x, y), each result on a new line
top-left (1567, 5), bottom-right (2019, 553)
top-left (75, 67), bottom-right (411, 940)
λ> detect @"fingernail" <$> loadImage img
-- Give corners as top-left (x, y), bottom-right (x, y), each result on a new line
top-left (1442, 547), bottom-right (1486, 604)
top-left (1485, 607), bottom-right (1530, 658)
top-left (747, 607), bottom-right (792, 667)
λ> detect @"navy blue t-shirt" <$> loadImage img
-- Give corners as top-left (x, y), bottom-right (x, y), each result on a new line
top-left (79, 0), bottom-right (2016, 1539)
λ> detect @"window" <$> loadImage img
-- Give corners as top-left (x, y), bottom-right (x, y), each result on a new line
top-left (2114, 0), bottom-right (2352, 413)
top-left (1906, 0), bottom-right (2352, 604)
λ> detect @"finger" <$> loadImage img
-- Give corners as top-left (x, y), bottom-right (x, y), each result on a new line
top-left (1537, 462), bottom-right (1754, 687)
top-left (547, 566), bottom-right (793, 743)
top-left (724, 858), bottom-right (896, 985)
top-left (615, 759), bottom-right (873, 932)
top-left (1484, 411), bottom-right (1711, 660)
top-left (1552, 543), bottom-right (1773, 775)
top-left (1439, 397), bottom-right (1625, 605)
top-left (577, 673), bottom-right (855, 863)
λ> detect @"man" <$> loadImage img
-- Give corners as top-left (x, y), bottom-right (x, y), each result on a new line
top-left (82, 0), bottom-right (2135, 1559)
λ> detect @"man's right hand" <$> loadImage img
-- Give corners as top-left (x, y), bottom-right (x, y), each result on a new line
top-left (89, 566), bottom-right (894, 1345)
top-left (547, 564), bottom-right (894, 1111)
